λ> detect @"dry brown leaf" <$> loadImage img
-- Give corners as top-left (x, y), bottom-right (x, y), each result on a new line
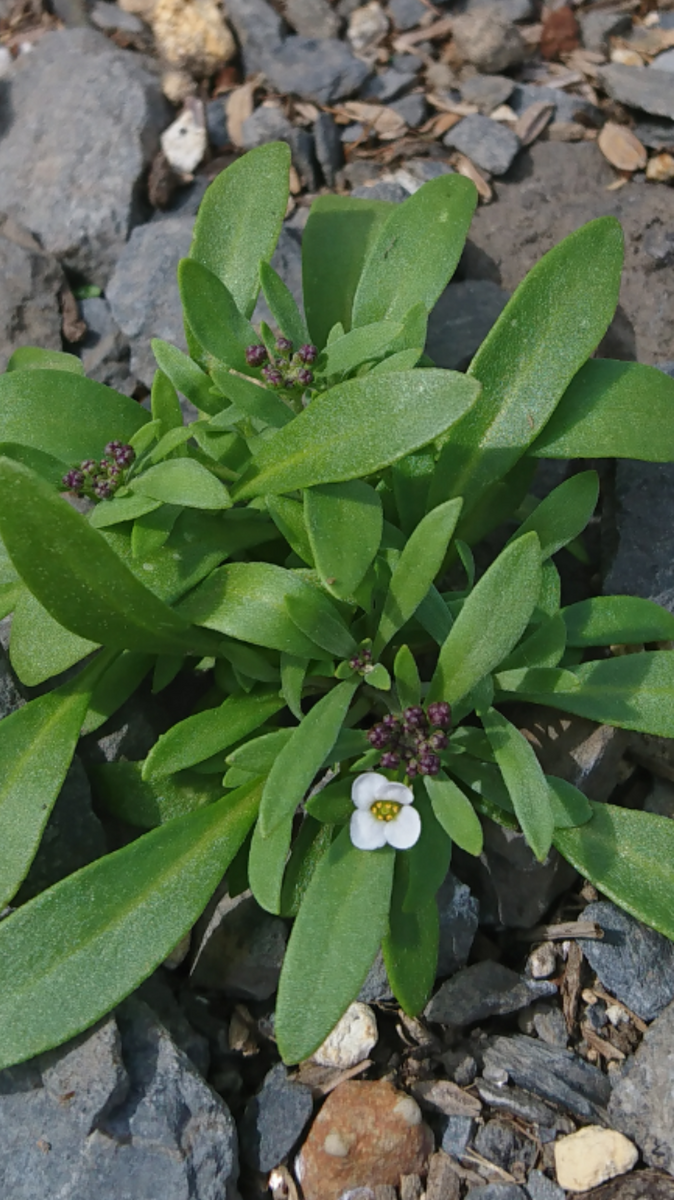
top-left (393, 13), bottom-right (453, 51)
top-left (520, 22), bottom-right (543, 46)
top-left (646, 151), bottom-right (674, 182)
top-left (451, 152), bottom-right (493, 202)
top-left (598, 120), bottom-right (647, 171)
top-left (610, 45), bottom-right (644, 66)
top-left (515, 100), bottom-right (555, 145)
top-left (581, 1025), bottom-right (626, 1063)
top-left (431, 111), bottom-right (462, 135)
top-left (225, 78), bottom-right (259, 148)
top-left (426, 91), bottom-right (478, 115)
top-left (342, 100), bottom-right (407, 139)
top-left (562, 939), bottom-right (583, 1033)
top-left (288, 165), bottom-right (302, 195)
top-left (293, 100), bottom-right (320, 125)
top-left (565, 48), bottom-right (606, 79)
top-left (548, 120), bottom-right (587, 141)
top-left (59, 285), bottom-right (86, 344)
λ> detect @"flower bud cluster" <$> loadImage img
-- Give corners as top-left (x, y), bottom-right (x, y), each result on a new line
top-left (62, 441), bottom-right (135, 501)
top-left (349, 647), bottom-right (372, 674)
top-left (367, 701), bottom-right (452, 778)
top-left (245, 337), bottom-right (317, 390)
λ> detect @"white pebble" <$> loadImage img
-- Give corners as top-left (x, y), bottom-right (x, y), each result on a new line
top-left (160, 99), bottom-right (207, 175)
top-left (312, 1002), bottom-right (377, 1069)
top-left (555, 1126), bottom-right (638, 1191)
top-left (528, 942), bottom-right (557, 979)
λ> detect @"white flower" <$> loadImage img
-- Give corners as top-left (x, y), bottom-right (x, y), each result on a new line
top-left (350, 772), bottom-right (421, 851)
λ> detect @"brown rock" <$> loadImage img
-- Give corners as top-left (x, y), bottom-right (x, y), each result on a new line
top-left (598, 121), bottom-right (647, 172)
top-left (574, 1169), bottom-right (674, 1199)
top-left (295, 1081), bottom-right (434, 1200)
top-left (541, 5), bottom-right (580, 60)
top-left (426, 1151), bottom-right (461, 1200)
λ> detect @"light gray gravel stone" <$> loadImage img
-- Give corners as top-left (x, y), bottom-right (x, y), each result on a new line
top-left (441, 1114), bottom-right (475, 1158)
top-left (460, 73), bottom-right (514, 114)
top-left (598, 63), bottom-right (674, 121)
top-left (579, 8), bottom-right (632, 54)
top-left (283, 0), bottom-right (341, 37)
top-left (465, 1186), bottom-right (527, 1200)
top-left (388, 0), bottom-right (425, 31)
top-left (463, 0), bottom-right (535, 20)
top-left (633, 117), bottom-right (674, 151)
top-left (444, 114), bottom-right (521, 175)
top-left (259, 36), bottom-right (371, 104)
top-left (360, 65), bottom-right (417, 102)
top-left (509, 82), bottom-right (601, 125)
top-left (390, 92), bottom-right (427, 127)
top-left (484, 1035), bottom-right (611, 1122)
top-left (0, 217), bottom-right (64, 373)
top-left (651, 48), bottom-right (674, 73)
top-left (241, 104), bottom-right (294, 148)
top-left (239, 1063), bottom-right (314, 1172)
top-left (78, 296), bottom-right (133, 394)
top-left (223, 0), bottom-right (285, 72)
top-left (0, 29), bottom-right (168, 284)
top-left (580, 901), bottom-right (674, 1021)
top-left (526, 1170), bottom-right (566, 1200)
top-left (426, 279), bottom-right (509, 370)
top-left (314, 111), bottom-right (344, 185)
top-left (90, 1), bottom-right (145, 33)
top-left (608, 998), bottom-right (674, 1175)
top-left (451, 11), bottom-right (526, 73)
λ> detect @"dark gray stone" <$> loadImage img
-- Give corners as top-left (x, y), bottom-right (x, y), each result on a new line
top-left (426, 279), bottom-right (509, 371)
top-left (283, 0), bottom-right (341, 37)
top-left (390, 92), bottom-right (427, 127)
top-left (352, 181), bottom-right (410, 202)
top-left (604, 461), bottom-right (674, 616)
top-left (205, 97), bottom-right (228, 148)
top-left (314, 112), bottom-right (344, 186)
top-left (532, 1006), bottom-right (568, 1048)
top-left (0, 29), bottom-right (168, 285)
top-left (509, 82), bottom-right (601, 125)
top-left (0, 1003), bottom-right (239, 1199)
top-left (651, 48), bottom-right (674, 73)
top-left (0, 216), bottom-right (64, 373)
top-left (580, 8), bottom-right (632, 54)
top-left (464, 0), bottom-right (534, 20)
top-left (633, 117), bottom-right (674, 151)
top-left (240, 1063), bottom-right (314, 1172)
top-left (483, 1035), bottom-right (611, 1122)
top-left (474, 1120), bottom-right (519, 1170)
top-left (425, 961), bottom-right (556, 1027)
top-left (259, 36), bottom-right (371, 104)
top-left (361, 66), bottom-right (417, 102)
top-left (78, 296), bottom-right (133, 394)
top-left (609, 998), bottom-right (674, 1175)
top-left (107, 214), bottom-right (193, 388)
top-left (0, 643), bottom-right (23, 719)
top-left (440, 1113), bottom-right (475, 1158)
top-left (16, 757), bottom-right (106, 903)
top-left (460, 73), bottom-right (514, 114)
top-left (342, 122), bottom-right (367, 144)
top-left (242, 105), bottom-right (294, 149)
top-left (190, 890), bottom-right (287, 1001)
top-left (288, 127), bottom-right (319, 191)
top-left (444, 114), bottom-right (521, 176)
top-left (81, 690), bottom-right (169, 766)
top-left (393, 52), bottom-right (423, 73)
top-left (388, 0), bottom-right (426, 31)
top-left (402, 158), bottom-right (455, 187)
top-left (223, 0), bottom-right (285, 73)
top-left (579, 901), bottom-right (674, 1022)
top-left (598, 64), bottom-right (674, 121)
top-left (137, 973), bottom-right (210, 1078)
top-left (465, 1186), bottom-right (527, 1200)
top-left (476, 1080), bottom-right (557, 1126)
top-left (526, 1170), bottom-right (565, 1200)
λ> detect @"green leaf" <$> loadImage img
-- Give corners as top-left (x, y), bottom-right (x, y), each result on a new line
top-left (260, 259), bottom-right (309, 346)
top-left (151, 339), bottom-right (224, 417)
top-left (305, 774), bottom-right (354, 823)
top-left (501, 651), bottom-right (674, 737)
top-left (0, 460), bottom-right (217, 658)
top-left (226, 728), bottom-right (293, 774)
top-left (305, 480), bottom-right (383, 599)
top-left (394, 644), bottom-right (421, 709)
top-left (89, 494), bottom-right (162, 529)
top-left (82, 651), bottom-right (154, 735)
top-left (428, 217), bottom-right (624, 514)
top-left (428, 532), bottom-right (541, 704)
top-left (280, 817), bottom-right (333, 919)
top-left (352, 174), bottom-right (477, 326)
top-left (7, 346), bottom-right (84, 374)
top-left (424, 776), bottom-right (483, 855)
top-left (531, 360), bottom-right (674, 461)
top-left (267, 495), bottom-right (314, 566)
top-left (554, 802), bottom-right (674, 940)
top-left (398, 789), bottom-right (451, 913)
top-left (494, 665), bottom-right (581, 696)
top-left (178, 561), bottom-right (353, 657)
top-left (0, 442), bottom-right (70, 487)
top-left (178, 259), bottom-right (254, 372)
top-left (233, 370), bottom-right (480, 500)
top-left (188, 142), bottom-right (290, 319)
top-left (547, 776), bottom-right (592, 829)
top-left (275, 825), bottom-right (395, 1064)
top-left (285, 592), bottom-right (357, 659)
top-left (371, 348), bottom-right (422, 374)
top-left (509, 471), bottom-right (599, 559)
top-left (447, 755), bottom-right (513, 812)
top-left (147, 427), bottom-right (194, 465)
top-left (131, 504), bottom-right (182, 558)
top-left (151, 369), bottom-right (183, 433)
top-left (218, 639), bottom-right (280, 683)
top-left (210, 366), bottom-right (294, 429)
top-left (281, 652), bottom-right (307, 720)
top-left (322, 319), bottom-right (404, 378)
top-left (144, 688), bottom-right (285, 779)
top-left (302, 193), bottom-right (395, 349)
top-left (259, 679), bottom-right (357, 835)
top-left (365, 663), bottom-right (391, 690)
top-left (499, 612), bottom-right (567, 671)
top-left (0, 370), bottom-right (149, 463)
top-left (482, 706), bottom-right (555, 861)
top-left (248, 802), bottom-right (293, 914)
top-left (392, 452), bottom-right (435, 537)
top-left (0, 780), bottom-right (260, 1070)
top-left (375, 498), bottom-right (463, 654)
top-left (562, 596), bottom-right (674, 647)
top-left (383, 881), bottom-right (438, 1016)
top-left (132, 459), bottom-right (231, 509)
top-left (0, 653), bottom-right (110, 910)
top-left (9, 589), bottom-right (98, 686)
top-left (92, 760), bottom-right (224, 828)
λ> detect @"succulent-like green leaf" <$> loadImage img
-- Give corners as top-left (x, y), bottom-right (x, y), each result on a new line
top-left (424, 776), bottom-right (484, 855)
top-left (305, 480), bottom-right (383, 599)
top-left (132, 459), bottom-right (231, 509)
top-left (562, 595), bottom-right (674, 647)
top-left (92, 760), bottom-right (224, 828)
top-left (210, 367), bottom-right (294, 429)
top-left (178, 259), bottom-right (255, 372)
top-left (151, 369), bottom-right (183, 433)
top-left (151, 339), bottom-right (224, 416)
top-left (509, 471), bottom-right (598, 559)
top-left (394, 644), bottom-right (421, 709)
top-left (383, 886), bottom-right (438, 1016)
top-left (482, 706), bottom-right (555, 861)
top-left (259, 259), bottom-right (309, 347)
top-left (143, 688), bottom-right (285, 779)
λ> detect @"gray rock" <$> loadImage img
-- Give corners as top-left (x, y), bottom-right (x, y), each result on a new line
top-left (90, 0), bottom-right (145, 32)
top-left (633, 117), bottom-right (674, 151)
top-left (81, 690), bottom-right (169, 766)
top-left (137, 973), bottom-right (210, 1078)
top-left (651, 48), bottom-right (674, 73)
top-left (579, 901), bottom-right (674, 1022)
top-left (0, 643), bottom-right (23, 719)
top-left (526, 1170), bottom-right (565, 1200)
top-left (360, 66), bottom-right (417, 102)
top-left (0, 217), bottom-right (64, 374)
top-left (484, 1035), bottom-right (611, 1122)
top-left (465, 1186), bottom-right (527, 1200)
top-left (464, 0), bottom-right (535, 20)
top-left (0, 30), bottom-right (168, 285)
top-left (240, 1063), bottom-right (314, 1172)
top-left (16, 757), bottom-right (106, 903)
top-left (533, 1006), bottom-right (568, 1048)
top-left (476, 1080), bottom-right (557, 1126)
top-left (393, 52), bottom-right (423, 73)
top-left (259, 36), bottom-right (371, 104)
top-left (0, 1002), bottom-right (239, 1199)
top-left (314, 112), bottom-right (344, 186)
top-left (400, 158), bottom-right (455, 187)
top-left (241, 104), bottom-right (294, 149)
top-left (352, 180), bottom-right (410, 202)
top-left (444, 114), bottom-right (521, 175)
top-left (460, 73), bottom-right (514, 114)
top-left (342, 121), bottom-right (367, 144)
top-left (426, 279), bottom-right (509, 370)
top-left (390, 92), bottom-right (427, 127)
top-left (190, 889), bottom-right (287, 1000)
top-left (287, 127), bottom-right (319, 190)
top-left (224, 0), bottom-right (285, 73)
top-left (78, 296), bottom-right (133, 394)
top-left (425, 961), bottom-right (556, 1027)
top-left (441, 1113), bottom-right (475, 1158)
top-left (475, 1120), bottom-right (520, 1170)
top-left (205, 97), bottom-right (228, 148)
top-left (451, 11), bottom-right (526, 74)
top-left (107, 214), bottom-right (193, 388)
top-left (283, 0), bottom-right (341, 37)
top-left (604, 461), bottom-right (674, 616)
top-left (509, 82), bottom-right (601, 125)
top-left (598, 64), bottom-right (674, 121)
top-left (580, 8), bottom-right (632, 55)
top-left (252, 225), bottom-right (304, 331)
top-left (388, 0), bottom-right (426, 31)
top-left (608, 998), bottom-right (674, 1175)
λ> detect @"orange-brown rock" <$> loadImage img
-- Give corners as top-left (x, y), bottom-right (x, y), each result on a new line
top-left (295, 1080), bottom-right (434, 1200)
top-left (540, 6), bottom-right (580, 60)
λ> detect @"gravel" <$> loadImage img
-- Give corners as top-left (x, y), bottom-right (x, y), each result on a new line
top-left (0, 217), bottom-right (64, 373)
top-left (483, 1035), bottom-right (611, 1122)
top-left (598, 64), bottom-right (674, 122)
top-left (444, 114), bottom-right (521, 175)
top-left (579, 901), bottom-right (674, 1021)
top-left (240, 1062), bottom-right (314, 1172)
top-left (609, 998), bottom-right (674, 1175)
top-left (258, 36), bottom-right (371, 104)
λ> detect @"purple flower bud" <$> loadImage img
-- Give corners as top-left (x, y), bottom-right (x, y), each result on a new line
top-left (94, 480), bottom-right (113, 500)
top-left (104, 440), bottom-right (123, 456)
top-left (80, 459), bottom-right (97, 475)
top-left (297, 368), bottom-right (314, 387)
top-left (113, 444), bottom-right (135, 468)
top-left (298, 343), bottom-right (317, 364)
top-left (276, 336), bottom-right (293, 354)
top-left (262, 366), bottom-right (284, 388)
top-left (367, 724), bottom-right (390, 749)
top-left (382, 714), bottom-right (400, 730)
top-left (407, 760), bottom-right (419, 778)
top-left (430, 731), bottom-right (448, 751)
top-left (380, 751), bottom-right (400, 769)
top-left (404, 705), bottom-right (426, 729)
top-left (419, 753), bottom-right (440, 776)
top-left (428, 701), bottom-right (452, 729)
top-left (245, 344), bottom-right (268, 367)
top-left (361, 648), bottom-right (372, 663)
top-left (62, 469), bottom-right (84, 491)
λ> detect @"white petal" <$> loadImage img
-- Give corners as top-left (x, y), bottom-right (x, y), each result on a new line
top-left (386, 804), bottom-right (421, 850)
top-left (351, 772), bottom-right (387, 810)
top-left (350, 809), bottom-right (388, 850)
top-left (380, 781), bottom-right (415, 806)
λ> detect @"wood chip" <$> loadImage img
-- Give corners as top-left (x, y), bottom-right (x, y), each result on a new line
top-left (581, 1024), bottom-right (626, 1063)
top-left (518, 920), bottom-right (604, 942)
top-left (646, 152), bottom-right (674, 182)
top-left (520, 22), bottom-right (543, 46)
top-left (598, 120), bottom-right (647, 171)
top-left (430, 111), bottom-right (462, 135)
top-left (410, 1079), bottom-right (482, 1118)
top-left (295, 1058), bottom-right (372, 1096)
top-left (393, 14), bottom-right (453, 51)
top-left (451, 152), bottom-right (493, 202)
top-left (293, 100), bottom-right (319, 124)
top-left (565, 48), bottom-right (606, 79)
top-left (549, 120), bottom-right (586, 141)
top-left (59, 284), bottom-right (86, 343)
top-left (610, 45), bottom-right (644, 66)
top-left (592, 986), bottom-right (648, 1033)
top-left (225, 78), bottom-right (259, 149)
top-left (562, 938), bottom-right (583, 1034)
top-left (342, 100), bottom-right (408, 139)
top-left (426, 91), bottom-right (478, 116)
top-left (268, 1165), bottom-right (300, 1200)
top-left (515, 100), bottom-right (555, 145)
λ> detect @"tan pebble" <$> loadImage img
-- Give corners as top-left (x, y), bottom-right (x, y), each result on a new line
top-left (394, 1096), bottom-right (422, 1126)
top-left (554, 1125), bottom-right (638, 1192)
top-left (161, 68), bottom-right (196, 104)
top-left (152, 0), bottom-right (235, 77)
top-left (598, 121), bottom-right (647, 172)
top-left (119, 0), bottom-right (155, 17)
top-left (515, 99), bottom-right (555, 146)
top-left (323, 1131), bottom-right (350, 1158)
top-left (646, 152), bottom-right (674, 182)
top-left (549, 121), bottom-right (585, 142)
top-left (610, 46), bottom-right (644, 67)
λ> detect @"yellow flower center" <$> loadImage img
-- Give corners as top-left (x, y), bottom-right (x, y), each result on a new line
top-left (371, 799), bottom-right (402, 822)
